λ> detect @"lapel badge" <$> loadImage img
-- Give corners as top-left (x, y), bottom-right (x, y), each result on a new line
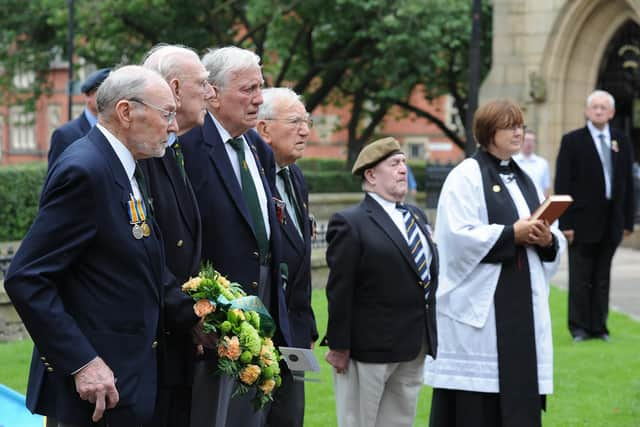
top-left (273, 197), bottom-right (286, 224)
top-left (611, 140), bottom-right (619, 153)
top-left (492, 184), bottom-right (501, 193)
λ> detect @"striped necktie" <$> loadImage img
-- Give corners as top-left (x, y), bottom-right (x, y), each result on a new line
top-left (396, 203), bottom-right (430, 289)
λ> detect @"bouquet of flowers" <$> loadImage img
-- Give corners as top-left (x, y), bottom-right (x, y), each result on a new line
top-left (182, 262), bottom-right (283, 410)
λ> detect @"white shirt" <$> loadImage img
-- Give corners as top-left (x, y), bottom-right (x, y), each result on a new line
top-left (367, 192), bottom-right (431, 266)
top-left (587, 120), bottom-right (612, 199)
top-left (210, 113), bottom-right (271, 240)
top-left (96, 124), bottom-right (142, 201)
top-left (513, 152), bottom-right (550, 195)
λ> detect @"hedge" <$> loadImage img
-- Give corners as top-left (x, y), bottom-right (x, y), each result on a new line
top-left (0, 158), bottom-right (430, 240)
top-left (0, 162), bottom-right (47, 241)
top-left (298, 158), bottom-right (427, 193)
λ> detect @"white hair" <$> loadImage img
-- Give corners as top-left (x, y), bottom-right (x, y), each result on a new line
top-left (142, 44), bottom-right (201, 81)
top-left (96, 66), bottom-right (164, 118)
top-left (201, 46), bottom-right (261, 89)
top-left (258, 87), bottom-right (303, 119)
top-left (587, 90), bottom-right (615, 109)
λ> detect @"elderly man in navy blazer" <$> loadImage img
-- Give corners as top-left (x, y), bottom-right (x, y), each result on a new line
top-left (257, 87), bottom-right (318, 427)
top-left (181, 46), bottom-right (291, 427)
top-left (5, 65), bottom-right (200, 427)
top-left (47, 67), bottom-right (111, 167)
top-left (140, 44), bottom-right (213, 427)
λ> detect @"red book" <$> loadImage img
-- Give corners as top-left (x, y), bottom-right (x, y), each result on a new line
top-left (530, 195), bottom-right (573, 223)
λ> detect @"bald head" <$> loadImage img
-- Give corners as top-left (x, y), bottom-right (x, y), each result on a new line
top-left (97, 65), bottom-right (166, 120)
top-left (142, 44), bottom-right (212, 134)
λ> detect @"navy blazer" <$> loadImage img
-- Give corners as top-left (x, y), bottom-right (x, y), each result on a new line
top-left (180, 114), bottom-right (292, 346)
top-left (47, 111), bottom-right (92, 167)
top-left (324, 194), bottom-right (438, 362)
top-left (139, 145), bottom-right (203, 387)
top-left (5, 127), bottom-right (196, 425)
top-left (555, 126), bottom-right (635, 245)
top-left (269, 164), bottom-right (318, 348)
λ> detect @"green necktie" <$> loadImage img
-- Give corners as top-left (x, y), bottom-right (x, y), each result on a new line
top-left (278, 167), bottom-right (304, 234)
top-left (172, 139), bottom-right (186, 182)
top-left (228, 137), bottom-right (269, 260)
top-left (134, 163), bottom-right (154, 218)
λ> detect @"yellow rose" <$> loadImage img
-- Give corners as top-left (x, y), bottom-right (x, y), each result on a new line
top-left (182, 276), bottom-right (202, 292)
top-left (218, 276), bottom-right (231, 289)
top-left (258, 378), bottom-right (276, 394)
top-left (239, 364), bottom-right (261, 385)
top-left (193, 299), bottom-right (215, 318)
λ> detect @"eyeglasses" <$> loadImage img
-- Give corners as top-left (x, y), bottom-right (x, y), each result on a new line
top-left (265, 116), bottom-right (314, 129)
top-left (128, 98), bottom-right (177, 124)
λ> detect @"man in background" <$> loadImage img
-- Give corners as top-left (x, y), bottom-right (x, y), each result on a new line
top-left (555, 89), bottom-right (635, 342)
top-left (257, 87), bottom-right (318, 427)
top-left (47, 67), bottom-right (111, 166)
top-left (140, 43), bottom-right (213, 427)
top-left (514, 129), bottom-right (551, 197)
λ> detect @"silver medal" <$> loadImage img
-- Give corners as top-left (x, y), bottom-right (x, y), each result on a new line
top-left (132, 223), bottom-right (143, 240)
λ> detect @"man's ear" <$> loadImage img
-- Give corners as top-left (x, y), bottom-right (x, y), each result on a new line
top-left (257, 120), bottom-right (271, 145)
top-left (115, 99), bottom-right (134, 128)
top-left (170, 78), bottom-right (182, 109)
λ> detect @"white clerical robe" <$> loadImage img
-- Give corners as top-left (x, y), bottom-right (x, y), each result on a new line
top-left (424, 158), bottom-right (566, 394)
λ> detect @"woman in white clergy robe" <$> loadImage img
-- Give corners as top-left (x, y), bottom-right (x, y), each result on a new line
top-left (424, 99), bottom-right (566, 427)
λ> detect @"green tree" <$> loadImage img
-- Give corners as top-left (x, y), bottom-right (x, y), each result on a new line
top-left (0, 0), bottom-right (491, 165)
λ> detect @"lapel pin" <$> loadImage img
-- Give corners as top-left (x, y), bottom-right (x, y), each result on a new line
top-left (492, 184), bottom-right (501, 193)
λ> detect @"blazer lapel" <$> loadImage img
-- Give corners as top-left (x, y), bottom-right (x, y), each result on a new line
top-left (364, 195), bottom-right (419, 276)
top-left (92, 129), bottom-right (162, 301)
top-left (160, 150), bottom-right (197, 235)
top-left (273, 184), bottom-right (305, 253)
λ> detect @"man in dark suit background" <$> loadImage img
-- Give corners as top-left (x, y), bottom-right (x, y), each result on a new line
top-left (140, 44), bottom-right (214, 427)
top-left (180, 46), bottom-right (291, 427)
top-left (324, 137), bottom-right (438, 427)
top-left (555, 89), bottom-right (635, 342)
top-left (4, 65), bottom-right (200, 427)
top-left (47, 67), bottom-right (111, 167)
top-left (256, 87), bottom-right (318, 427)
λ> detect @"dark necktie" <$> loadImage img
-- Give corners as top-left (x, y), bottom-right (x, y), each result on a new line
top-left (396, 203), bottom-right (430, 291)
top-left (598, 133), bottom-right (612, 183)
top-left (172, 139), bottom-right (186, 182)
top-left (228, 137), bottom-right (269, 259)
top-left (134, 163), bottom-right (153, 218)
top-left (278, 168), bottom-right (304, 233)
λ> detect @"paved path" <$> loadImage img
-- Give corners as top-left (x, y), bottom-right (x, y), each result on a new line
top-left (552, 247), bottom-right (640, 320)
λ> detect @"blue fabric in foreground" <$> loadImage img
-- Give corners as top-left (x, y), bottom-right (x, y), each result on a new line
top-left (0, 384), bottom-right (44, 427)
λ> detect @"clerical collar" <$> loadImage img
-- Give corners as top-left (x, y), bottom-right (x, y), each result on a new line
top-left (482, 149), bottom-right (513, 174)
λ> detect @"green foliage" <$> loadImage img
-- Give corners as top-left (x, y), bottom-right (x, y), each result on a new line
top-left (0, 0), bottom-right (492, 161)
top-left (0, 163), bottom-right (46, 241)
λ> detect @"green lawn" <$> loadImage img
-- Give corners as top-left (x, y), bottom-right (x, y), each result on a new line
top-left (2, 286), bottom-right (639, 426)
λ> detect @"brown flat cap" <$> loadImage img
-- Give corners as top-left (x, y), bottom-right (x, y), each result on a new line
top-left (352, 137), bottom-right (403, 176)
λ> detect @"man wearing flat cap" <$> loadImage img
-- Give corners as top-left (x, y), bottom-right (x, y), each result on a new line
top-left (47, 67), bottom-right (111, 167)
top-left (323, 137), bottom-right (439, 427)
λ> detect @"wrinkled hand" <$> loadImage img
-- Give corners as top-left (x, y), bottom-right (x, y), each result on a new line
top-left (527, 220), bottom-right (553, 247)
top-left (325, 349), bottom-right (350, 374)
top-left (563, 229), bottom-right (575, 245)
top-left (73, 356), bottom-right (119, 422)
top-left (191, 318), bottom-right (218, 355)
